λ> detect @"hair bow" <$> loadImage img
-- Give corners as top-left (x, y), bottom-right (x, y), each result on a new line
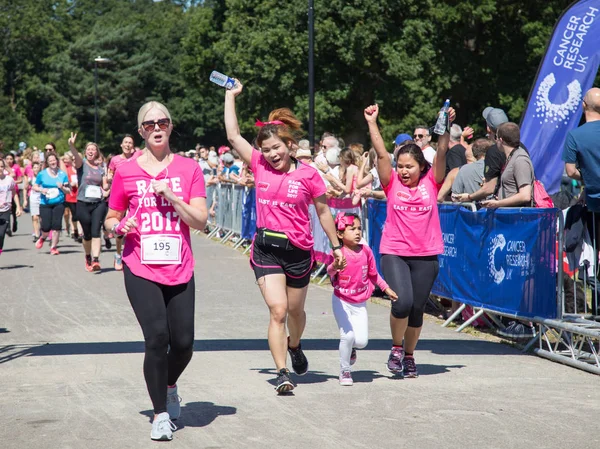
top-left (335, 212), bottom-right (356, 231)
top-left (255, 119), bottom-right (285, 127)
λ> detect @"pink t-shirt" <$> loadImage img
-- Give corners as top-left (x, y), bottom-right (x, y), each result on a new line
top-left (380, 169), bottom-right (443, 257)
top-left (109, 151), bottom-right (141, 173)
top-left (0, 176), bottom-right (15, 212)
top-left (24, 165), bottom-right (34, 196)
top-left (10, 164), bottom-right (23, 193)
top-left (327, 244), bottom-right (389, 304)
top-left (251, 150), bottom-right (327, 250)
top-left (109, 155), bottom-right (206, 285)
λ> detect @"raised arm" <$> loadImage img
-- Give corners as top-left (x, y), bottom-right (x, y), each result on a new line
top-left (224, 80), bottom-right (255, 166)
top-left (68, 132), bottom-right (84, 169)
top-left (364, 105), bottom-right (392, 188)
top-left (432, 107), bottom-right (456, 184)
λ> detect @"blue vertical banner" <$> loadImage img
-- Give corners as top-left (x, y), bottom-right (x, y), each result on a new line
top-left (241, 187), bottom-right (256, 240)
top-left (521, 0), bottom-right (600, 194)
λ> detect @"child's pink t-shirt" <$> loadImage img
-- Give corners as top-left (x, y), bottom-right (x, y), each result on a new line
top-left (251, 150), bottom-right (327, 250)
top-left (109, 151), bottom-right (141, 173)
top-left (109, 155), bottom-right (206, 286)
top-left (380, 169), bottom-right (443, 257)
top-left (327, 244), bottom-right (389, 304)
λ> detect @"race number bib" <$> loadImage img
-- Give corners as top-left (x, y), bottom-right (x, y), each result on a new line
top-left (70, 174), bottom-right (78, 185)
top-left (46, 188), bottom-right (60, 199)
top-left (140, 234), bottom-right (182, 265)
top-left (85, 185), bottom-right (102, 199)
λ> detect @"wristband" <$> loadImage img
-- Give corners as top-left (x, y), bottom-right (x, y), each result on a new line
top-left (332, 244), bottom-right (343, 251)
top-left (113, 218), bottom-right (128, 235)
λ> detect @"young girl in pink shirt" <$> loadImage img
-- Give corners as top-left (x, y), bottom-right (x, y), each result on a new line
top-left (225, 79), bottom-right (344, 394)
top-left (364, 103), bottom-right (454, 378)
top-left (327, 212), bottom-right (397, 386)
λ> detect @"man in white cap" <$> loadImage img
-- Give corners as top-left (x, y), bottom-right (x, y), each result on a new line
top-left (454, 106), bottom-right (509, 202)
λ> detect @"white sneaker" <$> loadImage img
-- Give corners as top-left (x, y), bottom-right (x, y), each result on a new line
top-left (339, 370), bottom-right (353, 386)
top-left (167, 385), bottom-right (181, 420)
top-left (151, 412), bottom-right (176, 441)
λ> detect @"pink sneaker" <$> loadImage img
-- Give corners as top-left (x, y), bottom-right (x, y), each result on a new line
top-left (35, 237), bottom-right (45, 249)
top-left (339, 370), bottom-right (353, 386)
top-left (50, 247), bottom-right (60, 256)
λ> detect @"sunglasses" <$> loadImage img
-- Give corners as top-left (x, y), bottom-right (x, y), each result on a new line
top-left (141, 118), bottom-right (171, 132)
top-left (413, 134), bottom-right (425, 139)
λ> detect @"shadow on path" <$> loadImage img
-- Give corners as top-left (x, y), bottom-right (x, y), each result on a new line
top-left (0, 337), bottom-right (517, 365)
top-left (140, 401), bottom-right (236, 430)
top-left (0, 264), bottom-right (34, 270)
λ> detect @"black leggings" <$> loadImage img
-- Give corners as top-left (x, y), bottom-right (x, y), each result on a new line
top-left (76, 201), bottom-right (107, 240)
top-left (381, 255), bottom-right (439, 327)
top-left (40, 203), bottom-right (65, 232)
top-left (123, 264), bottom-right (196, 414)
top-left (65, 201), bottom-right (78, 223)
top-left (0, 210), bottom-right (10, 249)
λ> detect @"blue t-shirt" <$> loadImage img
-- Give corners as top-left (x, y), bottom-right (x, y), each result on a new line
top-left (35, 169), bottom-right (69, 206)
top-left (563, 121), bottom-right (600, 212)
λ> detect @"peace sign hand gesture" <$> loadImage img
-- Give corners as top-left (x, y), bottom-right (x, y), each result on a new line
top-left (68, 132), bottom-right (77, 148)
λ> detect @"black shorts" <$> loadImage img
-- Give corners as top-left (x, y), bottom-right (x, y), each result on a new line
top-left (250, 238), bottom-right (314, 288)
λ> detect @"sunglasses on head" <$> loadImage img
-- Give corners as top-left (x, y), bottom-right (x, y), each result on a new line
top-left (141, 118), bottom-right (171, 132)
top-left (414, 134), bottom-right (425, 139)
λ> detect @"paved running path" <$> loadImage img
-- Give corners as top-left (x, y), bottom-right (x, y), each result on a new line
top-left (1, 217), bottom-right (599, 449)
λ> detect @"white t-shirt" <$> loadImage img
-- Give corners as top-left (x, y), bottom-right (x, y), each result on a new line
top-left (423, 146), bottom-right (436, 165)
top-left (369, 167), bottom-right (381, 190)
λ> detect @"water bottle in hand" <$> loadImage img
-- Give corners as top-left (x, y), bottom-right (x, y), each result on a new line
top-left (209, 71), bottom-right (236, 90)
top-left (433, 99), bottom-right (451, 135)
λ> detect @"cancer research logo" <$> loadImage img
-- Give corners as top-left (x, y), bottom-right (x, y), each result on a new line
top-left (488, 234), bottom-right (506, 285)
top-left (533, 73), bottom-right (582, 128)
top-left (257, 182), bottom-right (270, 192)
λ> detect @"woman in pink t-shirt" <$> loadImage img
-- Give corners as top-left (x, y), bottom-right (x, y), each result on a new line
top-left (365, 103), bottom-right (454, 379)
top-left (225, 79), bottom-right (344, 394)
top-left (104, 101), bottom-right (208, 442)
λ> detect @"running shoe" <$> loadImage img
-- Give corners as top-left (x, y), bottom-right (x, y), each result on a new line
top-left (150, 412), bottom-right (176, 441)
top-left (50, 247), bottom-right (60, 256)
top-left (32, 234), bottom-right (38, 243)
top-left (91, 259), bottom-right (101, 272)
top-left (0, 249), bottom-right (3, 256)
top-left (12, 219), bottom-right (17, 233)
top-left (339, 370), bottom-right (353, 386)
top-left (275, 368), bottom-right (295, 394)
top-left (114, 254), bottom-right (123, 271)
top-left (350, 348), bottom-right (357, 366)
top-left (35, 237), bottom-right (45, 249)
top-left (167, 385), bottom-right (182, 420)
top-left (403, 356), bottom-right (419, 378)
top-left (104, 237), bottom-right (112, 250)
top-left (386, 346), bottom-right (404, 374)
top-left (287, 338), bottom-right (309, 376)
top-left (6, 228), bottom-right (12, 237)
top-left (85, 255), bottom-right (93, 272)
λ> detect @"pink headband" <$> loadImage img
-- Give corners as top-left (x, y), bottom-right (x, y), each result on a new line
top-left (335, 212), bottom-right (356, 231)
top-left (255, 120), bottom-right (285, 127)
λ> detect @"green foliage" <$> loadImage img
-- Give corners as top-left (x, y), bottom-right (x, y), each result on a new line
top-left (0, 0), bottom-right (593, 155)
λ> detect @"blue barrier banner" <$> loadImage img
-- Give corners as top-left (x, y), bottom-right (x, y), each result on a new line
top-left (366, 200), bottom-right (559, 319)
top-left (366, 199), bottom-right (387, 276)
top-left (241, 188), bottom-right (256, 240)
top-left (432, 205), bottom-right (558, 319)
top-left (521, 0), bottom-right (600, 194)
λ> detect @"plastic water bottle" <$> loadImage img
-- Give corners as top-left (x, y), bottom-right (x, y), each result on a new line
top-left (433, 99), bottom-right (450, 135)
top-left (209, 71), bottom-right (236, 90)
